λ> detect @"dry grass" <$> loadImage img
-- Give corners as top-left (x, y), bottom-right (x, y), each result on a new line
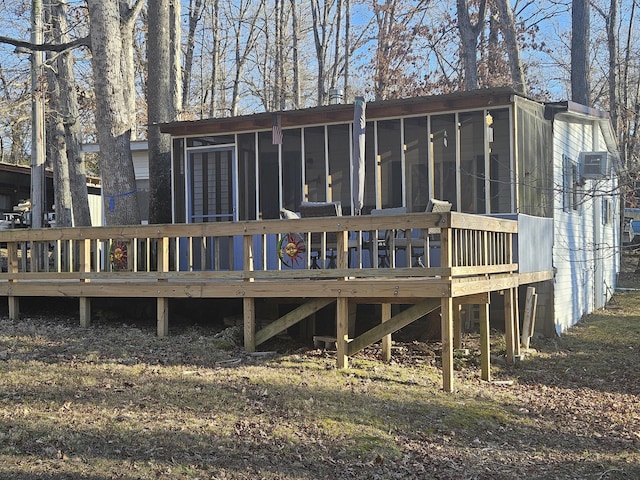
top-left (0, 288), bottom-right (639, 479)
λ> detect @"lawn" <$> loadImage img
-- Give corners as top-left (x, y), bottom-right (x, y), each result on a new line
top-left (0, 289), bottom-right (638, 479)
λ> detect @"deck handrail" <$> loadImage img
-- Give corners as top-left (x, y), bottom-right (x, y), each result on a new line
top-left (0, 212), bottom-right (517, 281)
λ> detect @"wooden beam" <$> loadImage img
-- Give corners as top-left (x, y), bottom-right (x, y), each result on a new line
top-left (479, 303), bottom-right (490, 382)
top-left (504, 288), bottom-right (515, 365)
top-left (243, 297), bottom-right (256, 352)
top-left (79, 238), bottom-right (91, 328)
top-left (513, 287), bottom-right (520, 358)
top-left (79, 297), bottom-right (91, 328)
top-left (441, 297), bottom-right (454, 392)
top-left (157, 297), bottom-right (168, 337)
top-left (521, 286), bottom-right (536, 349)
top-left (254, 298), bottom-right (334, 347)
top-left (336, 297), bottom-right (349, 369)
top-left (381, 303), bottom-right (392, 362)
top-left (347, 298), bottom-right (440, 356)
top-left (453, 304), bottom-right (462, 350)
top-left (8, 296), bottom-right (19, 321)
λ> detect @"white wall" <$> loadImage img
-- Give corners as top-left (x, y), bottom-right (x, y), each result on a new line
top-left (552, 115), bottom-right (619, 334)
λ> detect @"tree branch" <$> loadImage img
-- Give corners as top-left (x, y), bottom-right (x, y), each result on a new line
top-left (0, 34), bottom-right (90, 53)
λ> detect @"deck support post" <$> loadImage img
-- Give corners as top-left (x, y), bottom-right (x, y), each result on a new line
top-left (79, 298), bottom-right (91, 328)
top-left (381, 303), bottom-right (392, 362)
top-left (157, 297), bottom-right (169, 337)
top-left (441, 297), bottom-right (454, 392)
top-left (79, 239), bottom-right (91, 328)
top-left (156, 237), bottom-right (170, 337)
top-left (8, 297), bottom-right (19, 320)
top-left (348, 301), bottom-right (357, 338)
top-left (504, 288), bottom-right (516, 365)
top-left (453, 303), bottom-right (462, 350)
top-left (513, 287), bottom-right (521, 358)
top-left (479, 303), bottom-right (490, 382)
top-left (336, 297), bottom-right (349, 369)
top-left (7, 242), bottom-right (19, 320)
top-left (243, 297), bottom-right (256, 352)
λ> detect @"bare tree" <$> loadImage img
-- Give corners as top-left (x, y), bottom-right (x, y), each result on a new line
top-left (209, 0), bottom-right (221, 117)
top-left (457, 0), bottom-right (488, 90)
top-left (87, 0), bottom-right (140, 225)
top-left (147, 0), bottom-right (181, 224)
top-left (494, 0), bottom-right (526, 94)
top-left (229, 0), bottom-right (264, 115)
top-left (47, 0), bottom-right (92, 226)
top-left (183, 0), bottom-right (205, 112)
top-left (310, 0), bottom-right (336, 105)
top-left (571, 0), bottom-right (590, 105)
top-left (290, 0), bottom-right (301, 108)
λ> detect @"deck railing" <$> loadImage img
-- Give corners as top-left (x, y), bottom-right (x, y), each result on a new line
top-left (0, 212), bottom-right (517, 282)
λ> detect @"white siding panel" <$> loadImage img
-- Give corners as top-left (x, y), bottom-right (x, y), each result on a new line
top-left (552, 116), bottom-right (619, 334)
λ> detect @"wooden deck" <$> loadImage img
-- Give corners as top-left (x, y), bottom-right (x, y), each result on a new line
top-left (0, 212), bottom-right (552, 391)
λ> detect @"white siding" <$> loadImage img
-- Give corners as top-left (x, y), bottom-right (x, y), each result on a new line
top-left (88, 192), bottom-right (103, 226)
top-left (552, 116), bottom-right (619, 334)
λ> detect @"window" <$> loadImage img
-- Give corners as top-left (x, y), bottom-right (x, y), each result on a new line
top-left (563, 154), bottom-right (580, 213)
top-left (304, 126), bottom-right (326, 202)
top-left (432, 114), bottom-right (457, 210)
top-left (404, 116), bottom-right (429, 212)
top-left (377, 119), bottom-right (403, 209)
top-left (602, 198), bottom-right (611, 225)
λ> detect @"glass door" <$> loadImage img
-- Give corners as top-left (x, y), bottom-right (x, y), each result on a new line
top-left (187, 147), bottom-right (235, 223)
top-left (186, 147), bottom-right (236, 270)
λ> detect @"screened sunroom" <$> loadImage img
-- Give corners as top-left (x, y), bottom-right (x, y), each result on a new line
top-left (165, 88), bottom-right (552, 227)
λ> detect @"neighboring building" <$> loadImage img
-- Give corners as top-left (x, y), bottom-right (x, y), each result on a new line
top-left (0, 162), bottom-right (102, 227)
top-left (82, 140), bottom-right (150, 224)
top-left (159, 87), bottom-right (620, 336)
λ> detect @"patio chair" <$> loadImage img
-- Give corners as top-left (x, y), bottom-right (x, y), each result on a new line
top-left (380, 199), bottom-right (452, 267)
top-left (299, 201), bottom-right (342, 268)
top-left (370, 207), bottom-right (407, 267)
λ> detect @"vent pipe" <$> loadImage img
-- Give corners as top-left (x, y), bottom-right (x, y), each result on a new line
top-left (329, 87), bottom-right (343, 104)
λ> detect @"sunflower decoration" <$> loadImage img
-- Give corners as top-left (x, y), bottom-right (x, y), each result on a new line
top-left (277, 232), bottom-right (306, 267)
top-left (109, 240), bottom-right (129, 270)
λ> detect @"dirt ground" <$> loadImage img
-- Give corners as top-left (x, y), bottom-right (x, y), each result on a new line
top-left (0, 255), bottom-right (638, 479)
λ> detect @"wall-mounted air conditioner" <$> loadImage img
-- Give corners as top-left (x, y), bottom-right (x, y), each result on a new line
top-left (579, 151), bottom-right (610, 179)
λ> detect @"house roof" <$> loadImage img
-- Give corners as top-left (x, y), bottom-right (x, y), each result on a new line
top-left (159, 87), bottom-right (521, 136)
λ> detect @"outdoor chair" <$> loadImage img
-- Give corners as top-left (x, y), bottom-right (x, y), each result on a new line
top-left (370, 207), bottom-right (407, 267)
top-left (299, 201), bottom-right (342, 268)
top-left (376, 199), bottom-right (452, 268)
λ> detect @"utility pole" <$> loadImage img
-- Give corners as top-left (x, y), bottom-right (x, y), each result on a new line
top-left (31, 0), bottom-right (45, 229)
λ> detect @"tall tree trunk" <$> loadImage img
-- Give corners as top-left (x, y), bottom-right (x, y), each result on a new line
top-left (231, 0), bottom-right (262, 115)
top-left (148, 0), bottom-right (181, 224)
top-left (571, 0), bottom-right (590, 105)
top-left (119, 1), bottom-right (143, 138)
top-left (31, 0), bottom-right (45, 229)
top-left (456, 0), bottom-right (487, 91)
top-left (374, 0), bottom-right (395, 100)
top-left (495, 0), bottom-right (526, 94)
top-left (44, 2), bottom-right (74, 227)
top-left (606, 0), bottom-right (617, 134)
top-left (330, 0), bottom-right (342, 91)
top-left (290, 0), bottom-right (300, 108)
top-left (622, 0), bottom-right (636, 169)
top-left (343, 0), bottom-right (350, 100)
top-left (274, 0), bottom-right (282, 110)
top-left (310, 0), bottom-right (328, 105)
top-left (209, 0), bottom-right (220, 117)
top-left (487, 7), bottom-right (500, 80)
top-left (183, 0), bottom-right (204, 111)
top-left (50, 0), bottom-right (92, 226)
top-left (87, 0), bottom-right (140, 225)
top-left (45, 51), bottom-right (73, 228)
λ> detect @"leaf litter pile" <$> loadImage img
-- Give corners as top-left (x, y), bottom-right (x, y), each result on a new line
top-left (0, 293), bottom-right (638, 479)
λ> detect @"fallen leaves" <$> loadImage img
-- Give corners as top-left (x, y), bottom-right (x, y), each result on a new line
top-left (0, 292), bottom-right (638, 479)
